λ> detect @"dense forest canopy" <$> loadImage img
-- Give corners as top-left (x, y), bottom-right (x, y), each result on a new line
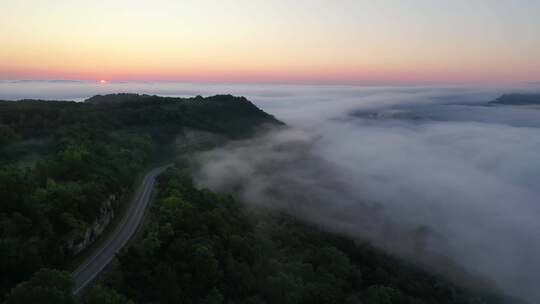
top-left (83, 164), bottom-right (519, 304)
top-left (0, 94), bottom-right (280, 299)
top-left (0, 94), bottom-right (524, 303)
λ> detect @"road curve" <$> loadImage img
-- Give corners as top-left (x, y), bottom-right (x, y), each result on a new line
top-left (72, 165), bottom-right (170, 295)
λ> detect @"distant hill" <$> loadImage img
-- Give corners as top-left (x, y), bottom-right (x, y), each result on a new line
top-left (0, 93), bottom-right (283, 298)
top-left (1, 93), bottom-right (283, 139)
top-left (490, 93), bottom-right (540, 105)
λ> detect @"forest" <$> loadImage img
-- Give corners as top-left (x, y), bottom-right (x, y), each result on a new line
top-left (0, 94), bottom-right (522, 303)
top-left (79, 165), bottom-right (519, 303)
top-left (3, 163), bottom-right (522, 303)
top-left (0, 94), bottom-right (279, 299)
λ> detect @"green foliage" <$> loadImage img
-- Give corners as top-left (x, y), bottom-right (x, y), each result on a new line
top-left (3, 95), bottom-right (510, 303)
top-left (0, 125), bottom-right (19, 147)
top-left (85, 285), bottom-right (132, 304)
top-left (201, 288), bottom-right (224, 304)
top-left (3, 269), bottom-right (77, 304)
top-left (98, 166), bottom-right (497, 304)
top-left (364, 285), bottom-right (403, 304)
top-left (0, 94), bottom-right (280, 299)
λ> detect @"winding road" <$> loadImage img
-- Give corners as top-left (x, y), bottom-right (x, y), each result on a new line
top-left (72, 165), bottom-right (170, 295)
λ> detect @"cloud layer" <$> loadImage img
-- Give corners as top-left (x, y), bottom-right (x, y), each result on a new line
top-left (2, 82), bottom-right (539, 301)
top-left (192, 85), bottom-right (540, 302)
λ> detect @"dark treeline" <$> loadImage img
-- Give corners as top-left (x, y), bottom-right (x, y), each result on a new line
top-left (76, 165), bottom-right (516, 304)
top-left (1, 94), bottom-right (522, 304)
top-left (0, 94), bottom-right (279, 299)
top-left (491, 93), bottom-right (540, 105)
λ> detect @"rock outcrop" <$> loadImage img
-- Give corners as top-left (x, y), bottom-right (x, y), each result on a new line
top-left (65, 195), bottom-right (116, 255)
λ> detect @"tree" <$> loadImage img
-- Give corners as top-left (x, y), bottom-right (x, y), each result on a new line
top-left (364, 285), bottom-right (403, 304)
top-left (201, 288), bottom-right (224, 304)
top-left (0, 124), bottom-right (18, 147)
top-left (3, 269), bottom-right (77, 304)
top-left (85, 285), bottom-right (133, 304)
top-left (0, 94), bottom-right (283, 298)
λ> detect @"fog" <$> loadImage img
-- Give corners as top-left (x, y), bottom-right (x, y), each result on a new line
top-left (2, 82), bottom-right (539, 301)
top-left (190, 85), bottom-right (540, 303)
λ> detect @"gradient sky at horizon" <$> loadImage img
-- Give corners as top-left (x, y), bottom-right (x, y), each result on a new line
top-left (1, 0), bottom-right (539, 85)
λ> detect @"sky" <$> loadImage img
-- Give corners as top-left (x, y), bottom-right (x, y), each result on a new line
top-left (1, 0), bottom-right (539, 85)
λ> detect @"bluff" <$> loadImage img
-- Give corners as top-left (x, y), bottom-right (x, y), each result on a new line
top-left (0, 94), bottom-right (283, 298)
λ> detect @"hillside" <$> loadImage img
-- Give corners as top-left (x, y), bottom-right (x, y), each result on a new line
top-left (79, 164), bottom-right (520, 304)
top-left (0, 94), bottom-right (282, 299)
top-left (0, 94), bottom-right (524, 304)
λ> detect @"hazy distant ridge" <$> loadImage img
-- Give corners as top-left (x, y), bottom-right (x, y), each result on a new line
top-left (491, 93), bottom-right (540, 105)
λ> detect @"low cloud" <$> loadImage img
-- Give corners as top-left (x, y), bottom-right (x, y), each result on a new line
top-left (3, 81), bottom-right (539, 301)
top-left (193, 86), bottom-right (540, 303)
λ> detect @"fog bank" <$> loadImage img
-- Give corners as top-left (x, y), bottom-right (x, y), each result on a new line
top-left (193, 86), bottom-right (540, 302)
top-left (2, 82), bottom-right (539, 301)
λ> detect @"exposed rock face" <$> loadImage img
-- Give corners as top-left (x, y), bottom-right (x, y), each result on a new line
top-left (64, 129), bottom-right (226, 256)
top-left (66, 195), bottom-right (116, 255)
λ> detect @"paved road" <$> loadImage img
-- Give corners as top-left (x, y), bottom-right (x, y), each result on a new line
top-left (72, 165), bottom-right (170, 295)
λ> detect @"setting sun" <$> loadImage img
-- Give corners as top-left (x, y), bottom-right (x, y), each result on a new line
top-left (1, 1), bottom-right (540, 303)
top-left (1, 1), bottom-right (539, 84)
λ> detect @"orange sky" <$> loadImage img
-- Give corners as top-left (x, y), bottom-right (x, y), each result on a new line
top-left (1, 0), bottom-right (539, 85)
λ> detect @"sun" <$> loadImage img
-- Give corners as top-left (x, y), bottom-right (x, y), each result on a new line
top-left (99, 80), bottom-right (107, 84)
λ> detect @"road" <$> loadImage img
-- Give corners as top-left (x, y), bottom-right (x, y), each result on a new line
top-left (72, 165), bottom-right (170, 295)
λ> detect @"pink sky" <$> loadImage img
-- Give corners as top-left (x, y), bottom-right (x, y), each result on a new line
top-left (1, 1), bottom-right (539, 85)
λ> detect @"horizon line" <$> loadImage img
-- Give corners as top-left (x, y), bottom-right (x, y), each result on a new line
top-left (1, 78), bottom-right (538, 88)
